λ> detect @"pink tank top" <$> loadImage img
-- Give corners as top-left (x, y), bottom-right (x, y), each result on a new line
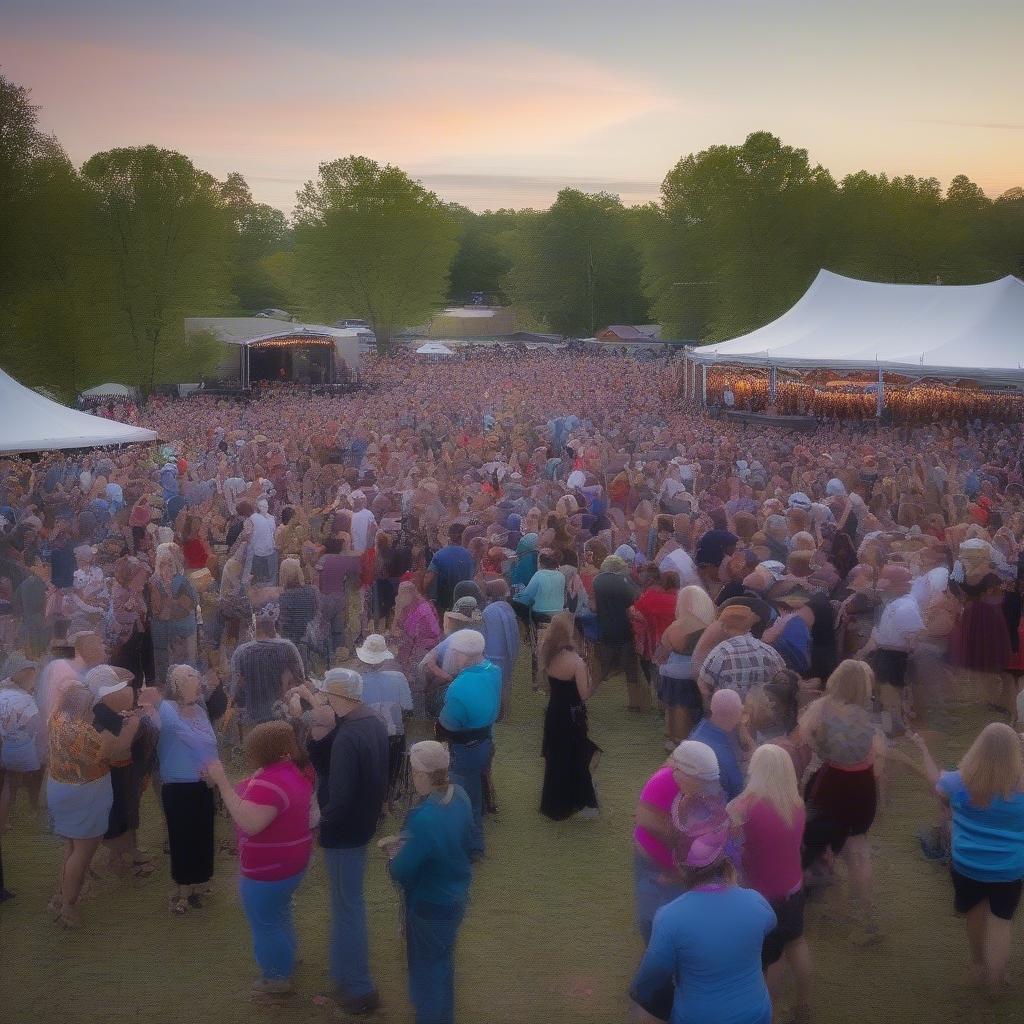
top-left (740, 798), bottom-right (805, 902)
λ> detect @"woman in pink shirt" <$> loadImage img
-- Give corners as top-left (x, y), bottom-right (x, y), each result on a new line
top-left (204, 721), bottom-right (314, 997)
top-left (728, 744), bottom-right (810, 1024)
top-left (633, 739), bottom-right (726, 943)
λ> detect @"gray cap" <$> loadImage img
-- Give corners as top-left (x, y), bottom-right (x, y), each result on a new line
top-left (317, 667), bottom-right (363, 701)
top-left (1, 653), bottom-right (37, 679)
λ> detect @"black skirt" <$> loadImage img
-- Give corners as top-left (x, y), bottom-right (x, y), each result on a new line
top-left (161, 781), bottom-right (215, 886)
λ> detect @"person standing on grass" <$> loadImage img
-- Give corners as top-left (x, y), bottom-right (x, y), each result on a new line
top-left (154, 664), bottom-right (218, 915)
top-left (45, 683), bottom-right (120, 928)
top-left (380, 740), bottom-right (474, 1024)
top-left (306, 668), bottom-right (389, 1016)
top-left (231, 610), bottom-right (306, 729)
top-left (911, 723), bottom-right (1024, 993)
top-left (436, 630), bottom-right (501, 860)
top-left (0, 655), bottom-right (43, 833)
top-left (203, 721), bottom-right (314, 998)
top-left (729, 744), bottom-right (811, 1024)
top-left (690, 688), bottom-right (745, 801)
top-left (630, 820), bottom-right (776, 1024)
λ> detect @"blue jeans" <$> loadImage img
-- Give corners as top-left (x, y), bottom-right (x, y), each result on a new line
top-left (449, 739), bottom-right (492, 856)
top-left (406, 900), bottom-right (465, 1024)
top-left (239, 870), bottom-right (305, 980)
top-left (634, 850), bottom-right (686, 945)
top-left (323, 845), bottom-right (374, 997)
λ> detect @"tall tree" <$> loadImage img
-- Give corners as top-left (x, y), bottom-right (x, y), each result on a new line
top-left (510, 188), bottom-right (647, 336)
top-left (292, 156), bottom-right (459, 352)
top-left (644, 132), bottom-right (836, 343)
top-left (447, 207), bottom-right (536, 305)
top-left (221, 171), bottom-right (292, 312)
top-left (81, 145), bottom-right (234, 391)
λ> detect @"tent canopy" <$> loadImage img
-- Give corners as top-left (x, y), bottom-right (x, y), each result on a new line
top-left (689, 270), bottom-right (1024, 381)
top-left (0, 369), bottom-right (158, 453)
top-left (415, 342), bottom-right (456, 356)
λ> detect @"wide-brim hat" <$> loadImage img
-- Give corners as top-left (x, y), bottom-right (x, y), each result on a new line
top-left (356, 634), bottom-right (393, 665)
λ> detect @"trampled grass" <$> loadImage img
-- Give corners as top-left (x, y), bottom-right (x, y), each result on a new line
top-left (1, 657), bottom-right (1020, 1024)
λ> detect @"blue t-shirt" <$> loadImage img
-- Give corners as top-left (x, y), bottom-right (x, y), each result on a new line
top-left (517, 568), bottom-right (566, 615)
top-left (388, 785), bottom-right (474, 906)
top-left (938, 770), bottom-right (1024, 882)
top-left (631, 886), bottom-right (776, 1024)
top-left (157, 700), bottom-right (218, 783)
top-left (439, 661), bottom-right (501, 732)
top-left (690, 719), bottom-right (744, 801)
top-left (428, 545), bottom-right (475, 611)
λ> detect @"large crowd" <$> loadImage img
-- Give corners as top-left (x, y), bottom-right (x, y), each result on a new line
top-left (3, 349), bottom-right (1024, 1024)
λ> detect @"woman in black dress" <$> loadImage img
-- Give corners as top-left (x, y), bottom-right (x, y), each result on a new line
top-left (539, 613), bottom-right (600, 820)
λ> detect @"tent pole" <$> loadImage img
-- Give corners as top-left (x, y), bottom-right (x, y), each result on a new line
top-left (701, 364), bottom-right (707, 409)
top-left (876, 365), bottom-right (884, 418)
top-left (769, 365), bottom-right (777, 404)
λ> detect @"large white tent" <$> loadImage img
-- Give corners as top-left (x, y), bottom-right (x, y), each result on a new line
top-left (415, 342), bottom-right (456, 356)
top-left (0, 369), bottom-right (158, 453)
top-left (688, 270), bottom-right (1024, 382)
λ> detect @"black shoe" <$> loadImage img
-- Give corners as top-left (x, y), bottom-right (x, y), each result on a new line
top-left (334, 989), bottom-right (380, 1015)
top-left (187, 893), bottom-right (204, 909)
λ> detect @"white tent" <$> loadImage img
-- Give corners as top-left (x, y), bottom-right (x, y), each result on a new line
top-left (689, 270), bottom-right (1024, 382)
top-left (415, 342), bottom-right (456, 356)
top-left (80, 382), bottom-right (137, 399)
top-left (0, 369), bottom-right (158, 453)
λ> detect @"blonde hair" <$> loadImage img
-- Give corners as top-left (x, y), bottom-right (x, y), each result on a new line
top-left (540, 612), bottom-right (576, 670)
top-left (278, 557), bottom-right (304, 589)
top-left (741, 744), bottom-right (803, 826)
top-left (959, 722), bottom-right (1024, 807)
top-left (825, 660), bottom-right (873, 708)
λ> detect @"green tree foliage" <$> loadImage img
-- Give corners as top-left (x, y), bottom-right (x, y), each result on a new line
top-left (509, 188), bottom-right (647, 336)
top-left (292, 156), bottom-right (459, 351)
top-left (644, 132), bottom-right (837, 342)
top-left (80, 145), bottom-right (234, 391)
top-left (221, 171), bottom-right (292, 312)
top-left (448, 207), bottom-right (536, 305)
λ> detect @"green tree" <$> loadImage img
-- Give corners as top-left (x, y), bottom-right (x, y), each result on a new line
top-left (509, 188), bottom-right (647, 336)
top-left (447, 207), bottom-right (537, 305)
top-left (292, 156), bottom-right (459, 352)
top-left (644, 132), bottom-right (836, 343)
top-left (81, 145), bottom-right (234, 391)
top-left (221, 171), bottom-right (292, 312)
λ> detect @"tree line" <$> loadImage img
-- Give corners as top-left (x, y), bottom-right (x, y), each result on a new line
top-left (1, 72), bottom-right (1022, 396)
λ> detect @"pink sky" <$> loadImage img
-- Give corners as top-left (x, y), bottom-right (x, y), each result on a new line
top-left (3, 2), bottom-right (1022, 212)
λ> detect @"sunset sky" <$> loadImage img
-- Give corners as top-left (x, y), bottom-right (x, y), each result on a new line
top-left (4, 0), bottom-right (1022, 213)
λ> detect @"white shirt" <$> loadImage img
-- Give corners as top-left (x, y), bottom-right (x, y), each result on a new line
top-left (659, 548), bottom-right (703, 590)
top-left (350, 508), bottom-right (377, 555)
top-left (249, 511), bottom-right (277, 557)
top-left (567, 470), bottom-right (587, 489)
top-left (875, 595), bottom-right (924, 651)
top-left (911, 567), bottom-right (949, 611)
top-left (222, 477), bottom-right (247, 513)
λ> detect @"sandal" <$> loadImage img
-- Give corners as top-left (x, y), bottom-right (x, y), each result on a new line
top-left (169, 895), bottom-right (188, 915)
top-left (56, 905), bottom-right (81, 929)
top-left (132, 862), bottom-right (156, 879)
top-left (187, 892), bottom-right (204, 909)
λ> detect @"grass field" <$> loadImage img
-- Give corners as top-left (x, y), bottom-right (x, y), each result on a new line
top-left (2, 655), bottom-right (1022, 1024)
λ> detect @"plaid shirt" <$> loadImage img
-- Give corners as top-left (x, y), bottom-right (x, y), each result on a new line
top-left (231, 637), bottom-right (305, 724)
top-left (697, 633), bottom-right (785, 699)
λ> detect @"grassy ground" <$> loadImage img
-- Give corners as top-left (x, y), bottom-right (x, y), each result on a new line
top-left (2, 656), bottom-right (1021, 1024)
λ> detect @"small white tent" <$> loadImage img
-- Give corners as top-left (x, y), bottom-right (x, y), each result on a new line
top-left (415, 342), bottom-right (456, 356)
top-left (689, 270), bottom-right (1024, 382)
top-left (80, 382), bottom-right (137, 399)
top-left (0, 369), bottom-right (158, 453)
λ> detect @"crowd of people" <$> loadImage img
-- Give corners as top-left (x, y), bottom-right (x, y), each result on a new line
top-left (3, 347), bottom-right (1024, 1023)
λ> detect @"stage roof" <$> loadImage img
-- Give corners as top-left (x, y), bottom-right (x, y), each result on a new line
top-left (688, 270), bottom-right (1024, 381)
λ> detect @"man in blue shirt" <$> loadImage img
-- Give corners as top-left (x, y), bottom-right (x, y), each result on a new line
top-left (438, 630), bottom-right (501, 858)
top-left (424, 523), bottom-right (475, 614)
top-left (690, 688), bottom-right (745, 800)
